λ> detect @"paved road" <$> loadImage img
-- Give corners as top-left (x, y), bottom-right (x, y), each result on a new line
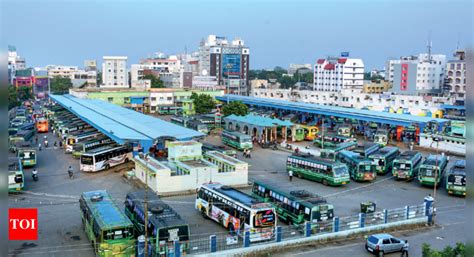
top-left (7, 122), bottom-right (467, 257)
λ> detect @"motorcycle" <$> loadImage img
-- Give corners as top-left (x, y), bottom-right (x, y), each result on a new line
top-left (32, 171), bottom-right (38, 181)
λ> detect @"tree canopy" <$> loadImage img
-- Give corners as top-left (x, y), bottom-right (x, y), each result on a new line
top-left (190, 92), bottom-right (215, 114)
top-left (222, 101), bottom-right (249, 117)
top-left (50, 77), bottom-right (73, 95)
top-left (422, 242), bottom-right (465, 257)
top-left (143, 74), bottom-right (164, 88)
top-left (8, 85), bottom-right (20, 110)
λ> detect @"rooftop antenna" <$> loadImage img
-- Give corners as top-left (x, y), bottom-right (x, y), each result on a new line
top-left (427, 31), bottom-right (432, 61)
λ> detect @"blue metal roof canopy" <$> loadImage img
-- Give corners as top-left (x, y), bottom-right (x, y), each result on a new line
top-left (216, 95), bottom-right (448, 129)
top-left (50, 94), bottom-right (204, 152)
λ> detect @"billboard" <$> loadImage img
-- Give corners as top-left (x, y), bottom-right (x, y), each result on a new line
top-left (222, 54), bottom-right (241, 78)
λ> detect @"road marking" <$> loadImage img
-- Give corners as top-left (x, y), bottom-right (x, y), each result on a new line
top-left (323, 176), bottom-right (395, 198)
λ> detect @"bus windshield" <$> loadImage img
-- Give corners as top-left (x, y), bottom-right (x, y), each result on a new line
top-left (394, 162), bottom-right (411, 170)
top-left (241, 137), bottom-right (252, 144)
top-left (158, 225), bottom-right (190, 242)
top-left (333, 165), bottom-right (348, 177)
top-left (253, 210), bottom-right (275, 228)
top-left (373, 158), bottom-right (385, 167)
top-left (447, 174), bottom-right (466, 186)
top-left (359, 164), bottom-right (373, 173)
top-left (103, 228), bottom-right (133, 240)
top-left (81, 156), bottom-right (93, 165)
top-left (419, 167), bottom-right (436, 177)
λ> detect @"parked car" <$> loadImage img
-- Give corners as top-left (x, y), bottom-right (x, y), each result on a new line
top-left (365, 233), bottom-right (406, 256)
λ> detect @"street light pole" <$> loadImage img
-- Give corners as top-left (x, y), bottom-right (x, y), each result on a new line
top-left (144, 153), bottom-right (149, 257)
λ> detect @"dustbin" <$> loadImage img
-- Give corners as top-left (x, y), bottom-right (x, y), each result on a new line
top-left (360, 201), bottom-right (376, 213)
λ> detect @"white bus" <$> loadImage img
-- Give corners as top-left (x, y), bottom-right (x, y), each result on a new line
top-left (66, 130), bottom-right (102, 153)
top-left (80, 145), bottom-right (132, 172)
top-left (195, 183), bottom-right (276, 242)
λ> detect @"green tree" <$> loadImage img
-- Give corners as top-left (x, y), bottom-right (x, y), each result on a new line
top-left (422, 242), bottom-right (466, 257)
top-left (190, 92), bottom-right (215, 114)
top-left (143, 74), bottom-right (164, 88)
top-left (222, 101), bottom-right (249, 116)
top-left (364, 72), bottom-right (371, 80)
top-left (8, 85), bottom-right (20, 110)
top-left (50, 77), bottom-right (73, 95)
top-left (17, 86), bottom-right (33, 101)
top-left (97, 71), bottom-right (103, 85)
top-left (278, 76), bottom-right (295, 89)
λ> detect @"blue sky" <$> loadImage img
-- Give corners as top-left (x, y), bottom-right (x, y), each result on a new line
top-left (3, 0), bottom-right (472, 70)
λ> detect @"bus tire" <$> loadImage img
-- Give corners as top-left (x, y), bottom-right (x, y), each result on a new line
top-left (322, 179), bottom-right (328, 186)
top-left (201, 208), bottom-right (208, 219)
top-left (124, 158), bottom-right (129, 163)
top-left (104, 164), bottom-right (110, 170)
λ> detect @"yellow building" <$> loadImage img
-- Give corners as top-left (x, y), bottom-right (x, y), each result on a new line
top-left (363, 80), bottom-right (392, 94)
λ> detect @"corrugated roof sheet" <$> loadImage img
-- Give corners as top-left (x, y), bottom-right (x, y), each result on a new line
top-left (50, 94), bottom-right (203, 142)
top-left (225, 114), bottom-right (293, 127)
top-left (216, 95), bottom-right (448, 126)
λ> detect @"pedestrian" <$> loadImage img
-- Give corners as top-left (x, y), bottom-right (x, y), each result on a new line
top-left (247, 149), bottom-right (251, 159)
top-left (289, 170), bottom-right (293, 182)
top-left (38, 143), bottom-right (42, 151)
top-left (59, 140), bottom-right (63, 148)
top-left (409, 142), bottom-right (414, 151)
top-left (68, 166), bottom-right (74, 179)
top-left (35, 136), bottom-right (38, 145)
top-left (401, 240), bottom-right (409, 257)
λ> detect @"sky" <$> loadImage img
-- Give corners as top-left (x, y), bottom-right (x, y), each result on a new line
top-left (2, 0), bottom-right (472, 70)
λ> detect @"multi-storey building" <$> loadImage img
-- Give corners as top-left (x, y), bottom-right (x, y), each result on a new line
top-left (101, 56), bottom-right (128, 88)
top-left (8, 45), bottom-right (26, 85)
top-left (251, 87), bottom-right (454, 118)
top-left (198, 35), bottom-right (250, 95)
top-left (140, 54), bottom-right (182, 73)
top-left (313, 57), bottom-right (365, 92)
top-left (46, 65), bottom-right (79, 79)
top-left (445, 50), bottom-right (466, 101)
top-left (385, 53), bottom-right (446, 95)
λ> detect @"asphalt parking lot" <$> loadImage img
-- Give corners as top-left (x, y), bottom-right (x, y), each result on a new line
top-left (8, 128), bottom-right (467, 257)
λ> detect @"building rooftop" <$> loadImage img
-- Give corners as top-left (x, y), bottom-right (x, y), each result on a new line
top-left (50, 94), bottom-right (204, 145)
top-left (225, 114), bottom-right (293, 127)
top-left (217, 95), bottom-right (448, 128)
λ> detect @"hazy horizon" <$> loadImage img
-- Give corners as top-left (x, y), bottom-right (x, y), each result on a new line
top-left (3, 0), bottom-right (472, 70)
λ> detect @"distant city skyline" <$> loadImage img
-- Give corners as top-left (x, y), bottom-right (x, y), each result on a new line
top-left (3, 0), bottom-right (472, 70)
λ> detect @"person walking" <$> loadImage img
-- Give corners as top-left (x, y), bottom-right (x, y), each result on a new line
top-left (38, 143), bottom-right (42, 151)
top-left (68, 166), bottom-right (74, 179)
top-left (288, 170), bottom-right (293, 182)
top-left (401, 240), bottom-right (409, 257)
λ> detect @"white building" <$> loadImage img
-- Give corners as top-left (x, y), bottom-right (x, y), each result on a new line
top-left (140, 54), bottom-right (182, 73)
top-left (130, 64), bottom-right (152, 88)
top-left (102, 56), bottom-right (128, 88)
top-left (8, 45), bottom-right (26, 84)
top-left (192, 75), bottom-right (220, 91)
top-left (251, 87), bottom-right (454, 117)
top-left (313, 57), bottom-right (365, 92)
top-left (445, 50), bottom-right (466, 100)
top-left (133, 141), bottom-right (248, 195)
top-left (385, 53), bottom-right (446, 95)
top-left (198, 35), bottom-right (250, 95)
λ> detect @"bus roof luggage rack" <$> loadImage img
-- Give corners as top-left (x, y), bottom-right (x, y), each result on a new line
top-left (290, 190), bottom-right (327, 204)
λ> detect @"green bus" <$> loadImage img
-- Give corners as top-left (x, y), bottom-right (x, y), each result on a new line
top-left (392, 151), bottom-right (423, 181)
top-left (9, 129), bottom-right (35, 152)
top-left (222, 130), bottom-right (253, 150)
top-left (16, 142), bottom-right (37, 167)
top-left (446, 160), bottom-right (466, 196)
top-left (320, 141), bottom-right (358, 160)
top-left (287, 154), bottom-right (350, 186)
top-left (337, 150), bottom-right (376, 182)
top-left (288, 126), bottom-right (305, 142)
top-left (418, 154), bottom-right (449, 187)
top-left (368, 146), bottom-right (400, 175)
top-left (373, 129), bottom-right (389, 146)
top-left (313, 133), bottom-right (354, 148)
top-left (9, 157), bottom-right (24, 192)
top-left (79, 190), bottom-right (136, 256)
top-left (202, 142), bottom-right (237, 158)
top-left (352, 142), bottom-right (381, 158)
top-left (72, 136), bottom-right (115, 159)
top-left (336, 125), bottom-right (353, 137)
top-left (58, 122), bottom-right (91, 139)
top-left (125, 191), bottom-right (190, 256)
top-left (252, 181), bottom-right (334, 226)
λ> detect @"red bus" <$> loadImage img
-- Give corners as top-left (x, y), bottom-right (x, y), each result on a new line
top-left (36, 119), bottom-right (49, 133)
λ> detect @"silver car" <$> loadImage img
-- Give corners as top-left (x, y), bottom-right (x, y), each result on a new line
top-left (365, 233), bottom-right (406, 256)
